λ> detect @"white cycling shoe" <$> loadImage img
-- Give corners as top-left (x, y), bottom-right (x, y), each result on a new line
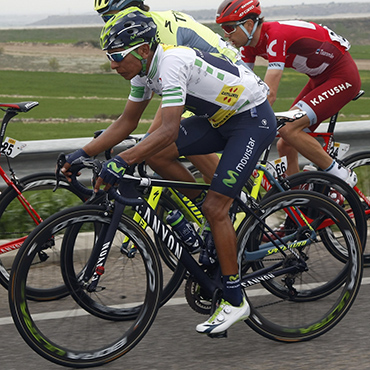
top-left (344, 168), bottom-right (357, 188)
top-left (196, 297), bottom-right (250, 334)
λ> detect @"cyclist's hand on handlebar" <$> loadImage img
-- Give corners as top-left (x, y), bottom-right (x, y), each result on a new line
top-left (60, 148), bottom-right (90, 182)
top-left (94, 156), bottom-right (128, 192)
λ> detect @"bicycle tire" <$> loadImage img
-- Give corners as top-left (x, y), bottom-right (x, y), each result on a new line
top-left (263, 171), bottom-right (367, 263)
top-left (9, 204), bottom-right (162, 368)
top-left (237, 190), bottom-right (363, 342)
top-left (0, 172), bottom-right (88, 296)
top-left (341, 150), bottom-right (370, 266)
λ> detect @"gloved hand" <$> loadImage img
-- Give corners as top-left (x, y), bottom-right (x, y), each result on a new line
top-left (98, 155), bottom-right (129, 187)
top-left (65, 148), bottom-right (90, 165)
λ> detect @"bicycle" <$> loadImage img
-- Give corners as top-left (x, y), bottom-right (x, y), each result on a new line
top-left (145, 110), bottom-right (367, 277)
top-left (9, 159), bottom-right (363, 368)
top-left (0, 101), bottom-right (96, 297)
top-left (0, 103), bottom-right (182, 302)
top-left (247, 91), bottom-right (370, 267)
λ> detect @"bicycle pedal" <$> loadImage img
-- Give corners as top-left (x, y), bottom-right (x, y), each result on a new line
top-left (207, 330), bottom-right (227, 339)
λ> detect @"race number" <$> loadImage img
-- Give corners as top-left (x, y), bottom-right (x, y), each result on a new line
top-left (266, 156), bottom-right (288, 178)
top-left (324, 26), bottom-right (351, 51)
top-left (1, 137), bottom-right (26, 158)
top-left (328, 142), bottom-right (350, 160)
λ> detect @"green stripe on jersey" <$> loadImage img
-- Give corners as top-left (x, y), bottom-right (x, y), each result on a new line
top-left (130, 85), bottom-right (146, 98)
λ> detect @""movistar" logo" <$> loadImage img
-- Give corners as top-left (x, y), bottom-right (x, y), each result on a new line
top-left (107, 161), bottom-right (126, 174)
top-left (223, 170), bottom-right (239, 188)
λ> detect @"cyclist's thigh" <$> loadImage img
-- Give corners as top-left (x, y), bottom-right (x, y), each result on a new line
top-left (211, 102), bottom-right (277, 198)
top-left (175, 115), bottom-right (226, 155)
top-left (294, 54), bottom-right (361, 129)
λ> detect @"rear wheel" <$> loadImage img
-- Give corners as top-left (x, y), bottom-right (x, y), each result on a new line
top-left (238, 190), bottom-right (363, 342)
top-left (264, 171), bottom-right (367, 264)
top-left (342, 150), bottom-right (370, 266)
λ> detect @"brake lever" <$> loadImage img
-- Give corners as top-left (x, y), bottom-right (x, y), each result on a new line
top-left (54, 153), bottom-right (66, 192)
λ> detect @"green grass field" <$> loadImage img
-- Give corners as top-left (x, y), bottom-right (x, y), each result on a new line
top-left (1, 20), bottom-right (369, 141)
top-left (1, 67), bottom-right (369, 141)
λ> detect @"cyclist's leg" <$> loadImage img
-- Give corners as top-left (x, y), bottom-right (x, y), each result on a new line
top-left (186, 153), bottom-right (219, 184)
top-left (279, 53), bottom-right (361, 177)
top-left (147, 106), bottom-right (219, 185)
top-left (176, 103), bottom-right (277, 333)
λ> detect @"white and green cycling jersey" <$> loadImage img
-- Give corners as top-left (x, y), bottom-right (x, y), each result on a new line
top-left (150, 10), bottom-right (239, 63)
top-left (129, 44), bottom-right (269, 128)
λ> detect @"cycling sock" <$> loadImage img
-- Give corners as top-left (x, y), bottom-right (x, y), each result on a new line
top-left (324, 160), bottom-right (349, 181)
top-left (222, 274), bottom-right (243, 306)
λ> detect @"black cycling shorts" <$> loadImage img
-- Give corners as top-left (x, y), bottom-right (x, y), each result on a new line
top-left (175, 99), bottom-right (277, 199)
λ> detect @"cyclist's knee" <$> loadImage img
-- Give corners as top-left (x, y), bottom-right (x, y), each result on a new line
top-left (202, 193), bottom-right (232, 223)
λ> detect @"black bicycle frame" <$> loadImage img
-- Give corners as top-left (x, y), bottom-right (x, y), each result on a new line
top-left (81, 179), bottom-right (309, 299)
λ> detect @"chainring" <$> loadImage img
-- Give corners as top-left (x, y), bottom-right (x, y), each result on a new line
top-left (184, 275), bottom-right (212, 315)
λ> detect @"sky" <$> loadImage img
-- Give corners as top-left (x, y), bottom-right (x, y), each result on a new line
top-left (2, 0), bottom-right (370, 16)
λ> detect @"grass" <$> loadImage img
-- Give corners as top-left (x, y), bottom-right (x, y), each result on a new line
top-left (0, 27), bottom-right (101, 45)
top-left (1, 67), bottom-right (369, 141)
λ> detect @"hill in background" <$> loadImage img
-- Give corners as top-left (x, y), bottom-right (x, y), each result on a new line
top-left (27, 2), bottom-right (370, 27)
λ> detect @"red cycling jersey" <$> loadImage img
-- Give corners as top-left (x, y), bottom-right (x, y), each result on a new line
top-left (241, 20), bottom-right (361, 129)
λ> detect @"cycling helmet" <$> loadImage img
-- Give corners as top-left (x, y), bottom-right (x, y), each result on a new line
top-left (216, 0), bottom-right (261, 24)
top-left (94, 0), bottom-right (144, 15)
top-left (101, 9), bottom-right (157, 76)
top-left (100, 9), bottom-right (156, 50)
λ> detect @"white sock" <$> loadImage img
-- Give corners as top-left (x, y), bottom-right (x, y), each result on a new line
top-left (324, 160), bottom-right (348, 181)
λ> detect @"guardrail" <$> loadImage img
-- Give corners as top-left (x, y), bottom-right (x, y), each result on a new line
top-left (0, 121), bottom-right (369, 189)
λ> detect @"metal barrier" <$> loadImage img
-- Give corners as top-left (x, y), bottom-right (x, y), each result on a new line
top-left (0, 121), bottom-right (369, 189)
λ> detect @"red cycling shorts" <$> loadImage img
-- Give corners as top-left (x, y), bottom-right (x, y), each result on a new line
top-left (291, 52), bottom-right (361, 131)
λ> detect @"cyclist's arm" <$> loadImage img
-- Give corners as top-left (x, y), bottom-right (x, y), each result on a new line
top-left (118, 105), bottom-right (184, 166)
top-left (83, 99), bottom-right (150, 157)
top-left (264, 68), bottom-right (283, 106)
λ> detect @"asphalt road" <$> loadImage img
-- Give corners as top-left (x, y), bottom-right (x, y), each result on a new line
top-left (1, 266), bottom-right (370, 370)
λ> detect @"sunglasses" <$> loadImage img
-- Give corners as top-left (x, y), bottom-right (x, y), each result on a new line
top-left (221, 21), bottom-right (243, 35)
top-left (106, 44), bottom-right (144, 63)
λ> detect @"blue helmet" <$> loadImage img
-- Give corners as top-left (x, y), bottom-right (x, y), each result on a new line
top-left (94, 0), bottom-right (144, 15)
top-left (100, 9), bottom-right (157, 50)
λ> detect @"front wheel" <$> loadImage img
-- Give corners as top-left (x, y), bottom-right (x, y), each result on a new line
top-left (238, 190), bottom-right (363, 342)
top-left (342, 150), bottom-right (370, 266)
top-left (9, 204), bottom-right (162, 368)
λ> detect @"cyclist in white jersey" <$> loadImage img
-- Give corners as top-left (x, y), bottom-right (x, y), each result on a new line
top-left (62, 9), bottom-right (277, 334)
top-left (94, 0), bottom-right (241, 190)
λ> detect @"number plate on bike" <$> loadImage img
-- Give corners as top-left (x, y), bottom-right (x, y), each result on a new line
top-left (329, 142), bottom-right (350, 160)
top-left (1, 137), bottom-right (26, 158)
top-left (266, 156), bottom-right (288, 178)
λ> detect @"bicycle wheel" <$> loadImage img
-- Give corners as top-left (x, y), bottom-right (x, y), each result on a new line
top-left (0, 172), bottom-right (87, 294)
top-left (342, 150), bottom-right (370, 266)
top-left (237, 190), bottom-right (363, 342)
top-left (9, 204), bottom-right (162, 368)
top-left (264, 171), bottom-right (367, 263)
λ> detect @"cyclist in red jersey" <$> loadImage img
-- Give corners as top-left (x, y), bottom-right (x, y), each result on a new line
top-left (216, 0), bottom-right (361, 184)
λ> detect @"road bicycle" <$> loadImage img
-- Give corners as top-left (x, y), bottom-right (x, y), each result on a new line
top-left (146, 109), bottom-right (367, 277)
top-left (0, 101), bottom-right (96, 296)
top-left (0, 103), bottom-right (184, 301)
top-left (9, 159), bottom-right (363, 368)
top-left (247, 90), bottom-right (370, 265)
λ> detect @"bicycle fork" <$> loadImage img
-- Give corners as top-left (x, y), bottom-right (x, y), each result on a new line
top-left (80, 201), bottom-right (126, 293)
